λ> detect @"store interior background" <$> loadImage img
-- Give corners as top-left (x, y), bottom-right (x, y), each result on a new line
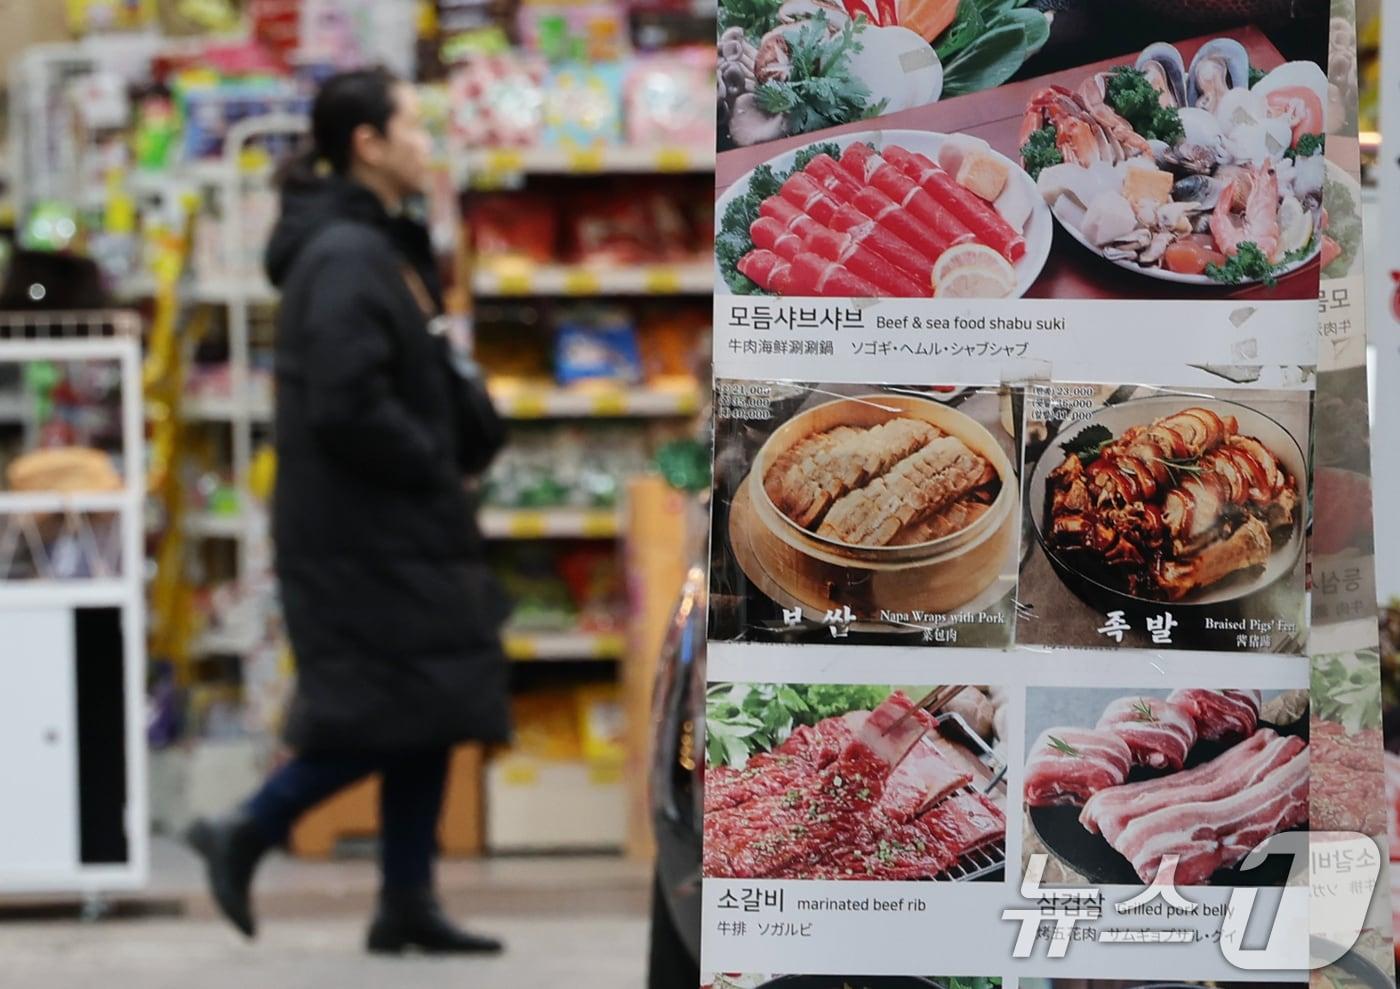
top-left (0, 0), bottom-right (1391, 986)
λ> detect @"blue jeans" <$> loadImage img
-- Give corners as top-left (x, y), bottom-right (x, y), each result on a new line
top-left (245, 748), bottom-right (449, 890)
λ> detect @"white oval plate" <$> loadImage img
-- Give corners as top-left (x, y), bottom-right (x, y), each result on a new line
top-left (1051, 177), bottom-right (1322, 286)
top-left (715, 128), bottom-right (1053, 299)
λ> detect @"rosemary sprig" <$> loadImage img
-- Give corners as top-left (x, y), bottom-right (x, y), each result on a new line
top-left (1131, 698), bottom-right (1158, 722)
top-left (1047, 734), bottom-right (1081, 757)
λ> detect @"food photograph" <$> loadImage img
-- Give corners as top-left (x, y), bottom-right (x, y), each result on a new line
top-left (1022, 686), bottom-right (1309, 887)
top-left (704, 684), bottom-right (1008, 881)
top-left (708, 382), bottom-right (1021, 646)
top-left (704, 976), bottom-right (1002, 989)
top-left (1312, 650), bottom-right (1385, 835)
top-left (1017, 383), bottom-right (1310, 653)
top-left (715, 4), bottom-right (1333, 300)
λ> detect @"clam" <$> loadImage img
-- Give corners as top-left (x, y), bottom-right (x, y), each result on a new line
top-left (1136, 42), bottom-right (1187, 108)
top-left (1188, 38), bottom-right (1249, 113)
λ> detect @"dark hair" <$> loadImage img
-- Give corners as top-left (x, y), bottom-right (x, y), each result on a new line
top-left (281, 67), bottom-right (401, 187)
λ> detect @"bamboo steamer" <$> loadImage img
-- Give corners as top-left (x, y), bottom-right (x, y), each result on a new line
top-left (742, 393), bottom-right (1018, 617)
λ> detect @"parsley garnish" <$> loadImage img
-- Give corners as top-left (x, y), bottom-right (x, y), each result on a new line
top-left (1020, 124), bottom-right (1063, 179)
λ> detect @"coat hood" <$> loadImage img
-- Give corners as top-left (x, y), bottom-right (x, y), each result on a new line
top-left (264, 177), bottom-right (391, 288)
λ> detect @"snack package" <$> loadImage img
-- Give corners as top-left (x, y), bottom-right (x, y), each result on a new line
top-left (448, 52), bottom-right (547, 149)
top-left (554, 310), bottom-right (642, 385)
top-left (541, 62), bottom-right (625, 148)
top-left (623, 47), bottom-right (714, 147)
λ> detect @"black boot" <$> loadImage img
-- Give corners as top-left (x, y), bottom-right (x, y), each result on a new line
top-left (366, 887), bottom-right (504, 955)
top-left (185, 809), bottom-right (271, 939)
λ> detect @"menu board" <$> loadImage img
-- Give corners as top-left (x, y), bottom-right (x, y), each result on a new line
top-left (704, 2), bottom-right (1394, 988)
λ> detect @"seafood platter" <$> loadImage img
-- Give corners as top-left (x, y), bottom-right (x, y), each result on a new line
top-left (728, 392), bottom-right (1019, 621)
top-left (1027, 398), bottom-right (1306, 609)
top-left (716, 130), bottom-right (1053, 298)
top-left (1020, 38), bottom-right (1331, 285)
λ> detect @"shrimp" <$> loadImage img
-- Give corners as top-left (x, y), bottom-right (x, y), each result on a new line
top-left (1209, 163), bottom-right (1282, 262)
top-left (1021, 87), bottom-right (1108, 166)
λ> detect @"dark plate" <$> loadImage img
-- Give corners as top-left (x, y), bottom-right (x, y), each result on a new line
top-left (756, 978), bottom-right (942, 989)
top-left (1313, 940), bottom-right (1396, 989)
top-left (1028, 718), bottom-right (1308, 887)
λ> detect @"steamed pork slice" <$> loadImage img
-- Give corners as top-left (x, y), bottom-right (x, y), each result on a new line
top-left (765, 418), bottom-right (939, 528)
top-left (1024, 727), bottom-right (1132, 807)
top-left (816, 435), bottom-right (994, 546)
top-left (889, 497), bottom-right (991, 545)
top-left (1097, 696), bottom-right (1198, 771)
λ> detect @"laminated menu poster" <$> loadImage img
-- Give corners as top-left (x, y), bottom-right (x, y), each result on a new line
top-left (703, 1), bottom-right (1394, 988)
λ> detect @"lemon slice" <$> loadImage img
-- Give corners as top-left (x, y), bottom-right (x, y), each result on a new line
top-left (935, 268), bottom-right (1017, 299)
top-left (932, 244), bottom-right (1016, 295)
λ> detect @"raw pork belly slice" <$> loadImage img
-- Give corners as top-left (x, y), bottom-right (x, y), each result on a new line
top-left (1167, 688), bottom-right (1261, 742)
top-left (880, 145), bottom-right (1028, 263)
top-left (1079, 729), bottom-right (1303, 844)
top-left (1097, 696), bottom-right (1198, 770)
top-left (1111, 741), bottom-right (1308, 885)
top-left (1024, 727), bottom-right (1132, 807)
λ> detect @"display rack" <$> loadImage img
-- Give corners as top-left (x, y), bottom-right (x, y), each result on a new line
top-left (0, 310), bottom-right (147, 895)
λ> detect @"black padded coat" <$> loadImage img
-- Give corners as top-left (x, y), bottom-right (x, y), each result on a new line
top-left (266, 177), bottom-right (510, 752)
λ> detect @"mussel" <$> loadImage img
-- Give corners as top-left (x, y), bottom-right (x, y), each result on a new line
top-left (1136, 42), bottom-right (1187, 108)
top-left (1172, 174), bottom-right (1225, 210)
top-left (1188, 38), bottom-right (1249, 113)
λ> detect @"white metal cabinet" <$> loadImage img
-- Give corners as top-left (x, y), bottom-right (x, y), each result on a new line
top-left (0, 608), bottom-right (78, 877)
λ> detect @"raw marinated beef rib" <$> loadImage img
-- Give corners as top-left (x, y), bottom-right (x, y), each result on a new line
top-left (763, 418), bottom-right (939, 529)
top-left (816, 435), bottom-right (995, 546)
top-left (1097, 696), bottom-right (1198, 770)
top-left (1080, 729), bottom-right (1299, 843)
top-left (1110, 741), bottom-right (1308, 885)
top-left (917, 791), bottom-right (1006, 859)
top-left (880, 736), bottom-right (974, 823)
top-left (1311, 720), bottom-right (1385, 834)
top-left (702, 690), bottom-right (1007, 881)
top-left (703, 739), bottom-right (888, 879)
top-left (1167, 688), bottom-right (1261, 742)
top-left (1386, 751), bottom-right (1400, 848)
top-left (1024, 727), bottom-right (1132, 807)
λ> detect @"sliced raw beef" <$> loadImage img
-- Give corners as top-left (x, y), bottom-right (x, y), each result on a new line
top-left (802, 153), bottom-right (864, 201)
top-left (880, 736), bottom-right (974, 823)
top-left (1097, 695), bottom-right (1198, 770)
top-left (784, 251), bottom-right (881, 297)
top-left (749, 215), bottom-right (803, 260)
top-left (828, 204), bottom-right (934, 285)
top-left (809, 809), bottom-right (958, 881)
top-left (801, 224), bottom-right (928, 296)
top-left (779, 172), bottom-right (841, 225)
top-left (881, 145), bottom-right (1028, 263)
top-left (839, 143), bottom-right (977, 256)
top-left (1024, 727), bottom-right (1132, 807)
top-left (1167, 688), bottom-right (1261, 742)
top-left (736, 249), bottom-right (791, 293)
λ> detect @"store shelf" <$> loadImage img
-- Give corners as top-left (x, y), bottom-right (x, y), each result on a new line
top-left (190, 277), bottom-right (279, 305)
top-left (184, 512), bottom-right (247, 540)
top-left (488, 379), bottom-right (701, 419)
top-left (472, 261), bottom-right (711, 298)
top-left (0, 491), bottom-right (131, 514)
top-left (0, 392), bottom-right (34, 421)
top-left (503, 630), bottom-right (625, 661)
top-left (459, 145), bottom-right (713, 186)
top-left (478, 507), bottom-right (620, 540)
top-left (182, 393), bottom-right (274, 422)
top-left (192, 626), bottom-right (261, 657)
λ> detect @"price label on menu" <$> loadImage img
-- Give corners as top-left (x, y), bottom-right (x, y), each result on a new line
top-left (699, 2), bottom-right (1392, 987)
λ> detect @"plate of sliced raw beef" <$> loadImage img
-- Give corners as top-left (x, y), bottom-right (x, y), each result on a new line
top-left (716, 130), bottom-right (1053, 299)
top-left (1025, 688), bottom-right (1308, 886)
